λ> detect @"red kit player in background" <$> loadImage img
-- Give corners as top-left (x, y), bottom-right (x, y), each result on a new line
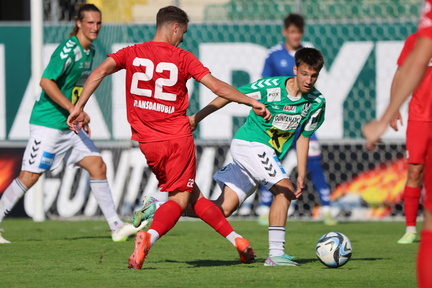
top-left (67, 6), bottom-right (270, 269)
top-left (363, 0), bottom-right (432, 286)
top-left (388, 32), bottom-right (432, 245)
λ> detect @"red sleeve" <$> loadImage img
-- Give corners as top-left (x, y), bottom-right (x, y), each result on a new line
top-left (397, 34), bottom-right (417, 67)
top-left (107, 46), bottom-right (131, 70)
top-left (183, 51), bottom-right (210, 82)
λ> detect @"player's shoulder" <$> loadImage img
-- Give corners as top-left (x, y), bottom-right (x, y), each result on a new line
top-left (305, 88), bottom-right (325, 104)
top-left (266, 43), bottom-right (284, 56)
top-left (54, 36), bottom-right (79, 60)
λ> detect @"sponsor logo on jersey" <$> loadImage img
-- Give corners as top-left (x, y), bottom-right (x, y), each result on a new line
top-left (246, 92), bottom-right (261, 100)
top-left (38, 151), bottom-right (55, 170)
top-left (301, 103), bottom-right (311, 117)
top-left (272, 113), bottom-right (301, 130)
top-left (267, 88), bottom-right (281, 102)
top-left (283, 105), bottom-right (296, 112)
top-left (133, 100), bottom-right (175, 114)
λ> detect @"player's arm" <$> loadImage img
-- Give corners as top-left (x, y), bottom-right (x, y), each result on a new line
top-left (295, 134), bottom-right (309, 197)
top-left (363, 36), bottom-right (432, 150)
top-left (199, 74), bottom-right (271, 121)
top-left (389, 68), bottom-right (403, 131)
top-left (40, 78), bottom-right (75, 114)
top-left (189, 96), bottom-right (230, 131)
top-left (67, 57), bottom-right (118, 132)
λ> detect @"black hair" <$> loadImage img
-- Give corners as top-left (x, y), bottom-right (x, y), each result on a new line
top-left (295, 47), bottom-right (324, 71)
top-left (283, 13), bottom-right (305, 32)
top-left (156, 6), bottom-right (189, 28)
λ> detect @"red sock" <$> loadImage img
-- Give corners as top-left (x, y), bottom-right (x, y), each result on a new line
top-left (193, 198), bottom-right (234, 237)
top-left (403, 186), bottom-right (421, 227)
top-left (417, 230), bottom-right (432, 288)
top-left (149, 200), bottom-right (183, 237)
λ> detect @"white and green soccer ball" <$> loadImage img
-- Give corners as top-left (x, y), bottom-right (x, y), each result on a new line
top-left (316, 232), bottom-right (352, 268)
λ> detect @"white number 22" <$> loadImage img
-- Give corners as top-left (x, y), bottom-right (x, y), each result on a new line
top-left (130, 57), bottom-right (179, 101)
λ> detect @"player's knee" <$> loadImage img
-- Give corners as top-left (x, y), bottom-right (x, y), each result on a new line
top-left (86, 157), bottom-right (107, 179)
top-left (407, 165), bottom-right (424, 186)
top-left (18, 171), bottom-right (41, 188)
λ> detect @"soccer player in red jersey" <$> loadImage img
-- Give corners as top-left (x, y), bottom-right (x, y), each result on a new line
top-left (67, 6), bottom-right (270, 269)
top-left (388, 32), bottom-right (432, 244)
top-left (363, 1), bottom-right (432, 286)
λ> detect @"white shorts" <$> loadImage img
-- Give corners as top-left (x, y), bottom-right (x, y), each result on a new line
top-left (213, 139), bottom-right (289, 204)
top-left (21, 124), bottom-right (101, 173)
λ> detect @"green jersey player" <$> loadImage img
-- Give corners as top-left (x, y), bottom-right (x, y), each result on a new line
top-left (0, 4), bottom-right (145, 244)
top-left (190, 47), bottom-right (325, 266)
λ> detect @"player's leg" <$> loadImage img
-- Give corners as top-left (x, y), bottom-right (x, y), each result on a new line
top-left (128, 137), bottom-right (195, 269)
top-left (73, 131), bottom-right (146, 242)
top-left (0, 171), bottom-right (40, 243)
top-left (264, 178), bottom-right (299, 266)
top-left (0, 125), bottom-right (64, 243)
top-left (190, 182), bottom-right (256, 264)
top-left (399, 120), bottom-right (426, 244)
top-left (398, 163), bottom-right (423, 244)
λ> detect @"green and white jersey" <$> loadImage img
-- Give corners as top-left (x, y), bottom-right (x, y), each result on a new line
top-left (234, 76), bottom-right (325, 159)
top-left (30, 36), bottom-right (95, 130)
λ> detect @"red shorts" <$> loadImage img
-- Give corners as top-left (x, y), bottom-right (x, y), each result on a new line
top-left (139, 135), bottom-right (196, 193)
top-left (406, 121), bottom-right (430, 164)
top-left (423, 123), bottom-right (432, 211)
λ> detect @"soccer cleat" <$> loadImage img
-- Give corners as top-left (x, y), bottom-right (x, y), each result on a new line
top-left (128, 230), bottom-right (151, 269)
top-left (133, 196), bottom-right (158, 228)
top-left (264, 254), bottom-right (300, 266)
top-left (0, 228), bottom-right (10, 244)
top-left (323, 212), bottom-right (337, 226)
top-left (397, 232), bottom-right (417, 244)
top-left (112, 221), bottom-right (149, 242)
top-left (235, 237), bottom-right (256, 264)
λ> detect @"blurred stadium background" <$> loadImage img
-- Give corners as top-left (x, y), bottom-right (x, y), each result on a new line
top-left (0, 0), bottom-right (424, 221)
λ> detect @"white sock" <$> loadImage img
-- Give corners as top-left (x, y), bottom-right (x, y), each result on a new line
top-left (321, 205), bottom-right (331, 214)
top-left (226, 231), bottom-right (242, 246)
top-left (0, 179), bottom-right (28, 223)
top-left (90, 179), bottom-right (124, 232)
top-left (269, 226), bottom-right (285, 257)
top-left (406, 226), bottom-right (417, 233)
top-left (147, 229), bottom-right (160, 247)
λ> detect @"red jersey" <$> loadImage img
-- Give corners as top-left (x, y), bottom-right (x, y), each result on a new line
top-left (109, 41), bottom-right (210, 142)
top-left (397, 33), bottom-right (432, 121)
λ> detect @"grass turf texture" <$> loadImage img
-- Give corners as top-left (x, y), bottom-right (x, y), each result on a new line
top-left (0, 219), bottom-right (418, 288)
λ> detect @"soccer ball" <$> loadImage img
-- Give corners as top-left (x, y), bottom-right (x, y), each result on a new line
top-left (315, 232), bottom-right (352, 268)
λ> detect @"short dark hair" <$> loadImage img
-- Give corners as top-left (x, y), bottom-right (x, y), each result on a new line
top-left (283, 13), bottom-right (305, 32)
top-left (69, 4), bottom-right (101, 37)
top-left (156, 6), bottom-right (189, 28)
top-left (295, 47), bottom-right (324, 71)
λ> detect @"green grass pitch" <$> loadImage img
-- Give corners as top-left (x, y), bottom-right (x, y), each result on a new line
top-left (0, 219), bottom-right (418, 288)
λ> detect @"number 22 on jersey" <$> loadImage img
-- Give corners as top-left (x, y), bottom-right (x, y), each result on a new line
top-left (130, 57), bottom-right (179, 101)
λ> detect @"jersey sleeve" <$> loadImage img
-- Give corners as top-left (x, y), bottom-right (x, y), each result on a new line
top-left (42, 40), bottom-right (74, 81)
top-left (237, 80), bottom-right (266, 102)
top-left (300, 100), bottom-right (325, 138)
top-left (397, 34), bottom-right (416, 67)
top-left (108, 45), bottom-right (130, 70)
top-left (184, 51), bottom-right (210, 82)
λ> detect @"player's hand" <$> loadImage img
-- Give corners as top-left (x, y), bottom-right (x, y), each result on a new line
top-left (67, 108), bottom-right (86, 133)
top-left (83, 123), bottom-right (92, 137)
top-left (252, 102), bottom-right (271, 122)
top-left (362, 120), bottom-right (387, 151)
top-left (389, 111), bottom-right (403, 131)
top-left (188, 114), bottom-right (198, 131)
top-left (294, 176), bottom-right (305, 199)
